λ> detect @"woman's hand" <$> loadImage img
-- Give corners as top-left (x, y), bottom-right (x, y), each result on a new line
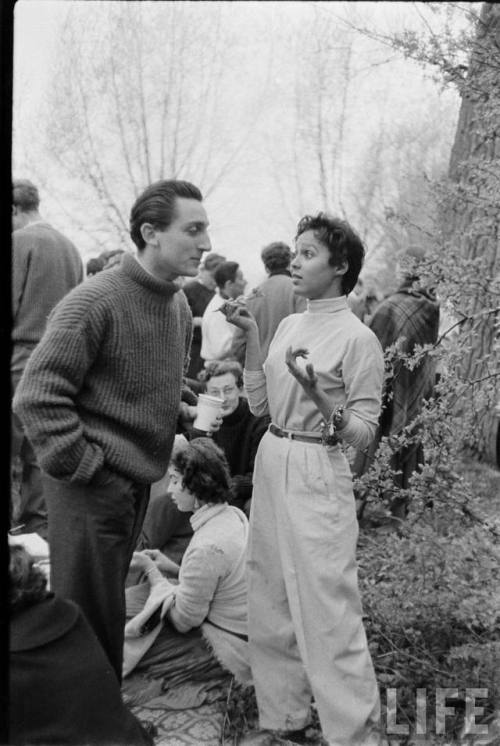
top-left (142, 549), bottom-right (180, 577)
top-left (129, 550), bottom-right (156, 573)
top-left (222, 302), bottom-right (258, 333)
top-left (285, 346), bottom-right (319, 396)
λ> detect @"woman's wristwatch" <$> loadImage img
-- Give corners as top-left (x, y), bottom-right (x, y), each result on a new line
top-left (320, 405), bottom-right (345, 446)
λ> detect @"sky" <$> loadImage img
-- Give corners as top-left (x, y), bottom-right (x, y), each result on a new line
top-left (12, 1), bottom-right (468, 289)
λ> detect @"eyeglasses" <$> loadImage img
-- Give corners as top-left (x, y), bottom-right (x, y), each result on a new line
top-left (207, 386), bottom-right (237, 397)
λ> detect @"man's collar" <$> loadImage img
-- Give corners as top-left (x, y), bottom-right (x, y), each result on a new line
top-left (269, 269), bottom-right (291, 277)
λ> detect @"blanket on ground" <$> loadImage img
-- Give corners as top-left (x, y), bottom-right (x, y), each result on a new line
top-left (123, 578), bottom-right (175, 678)
top-left (123, 578), bottom-right (251, 684)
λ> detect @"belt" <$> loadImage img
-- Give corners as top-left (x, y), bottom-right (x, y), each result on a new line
top-left (269, 423), bottom-right (324, 444)
top-left (205, 619), bottom-right (248, 642)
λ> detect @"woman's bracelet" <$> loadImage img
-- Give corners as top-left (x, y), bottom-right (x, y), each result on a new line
top-left (320, 405), bottom-right (345, 446)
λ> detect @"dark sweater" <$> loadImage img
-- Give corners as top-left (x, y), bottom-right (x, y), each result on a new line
top-left (182, 280), bottom-right (214, 378)
top-left (12, 221), bottom-right (83, 345)
top-left (13, 253), bottom-right (192, 485)
top-left (10, 595), bottom-right (153, 746)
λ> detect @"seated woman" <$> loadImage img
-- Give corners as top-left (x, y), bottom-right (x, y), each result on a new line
top-left (9, 544), bottom-right (153, 746)
top-left (136, 361), bottom-right (269, 567)
top-left (124, 437), bottom-right (251, 690)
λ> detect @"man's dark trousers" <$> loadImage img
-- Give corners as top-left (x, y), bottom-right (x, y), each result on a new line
top-left (11, 343), bottom-right (47, 537)
top-left (43, 473), bottom-right (150, 681)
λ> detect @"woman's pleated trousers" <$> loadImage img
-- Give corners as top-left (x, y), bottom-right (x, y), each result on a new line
top-left (247, 431), bottom-right (380, 746)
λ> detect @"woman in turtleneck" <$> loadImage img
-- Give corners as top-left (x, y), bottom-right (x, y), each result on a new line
top-left (226, 213), bottom-right (385, 746)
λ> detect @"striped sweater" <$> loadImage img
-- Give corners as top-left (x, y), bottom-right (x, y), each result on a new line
top-left (13, 253), bottom-right (192, 485)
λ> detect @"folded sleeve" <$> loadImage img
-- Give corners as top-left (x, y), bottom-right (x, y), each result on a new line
top-left (243, 369), bottom-right (270, 417)
top-left (337, 331), bottom-right (384, 451)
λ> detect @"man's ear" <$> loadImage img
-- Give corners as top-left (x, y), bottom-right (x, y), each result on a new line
top-left (140, 223), bottom-right (158, 247)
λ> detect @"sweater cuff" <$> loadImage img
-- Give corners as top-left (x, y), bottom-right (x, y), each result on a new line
top-left (69, 441), bottom-right (106, 484)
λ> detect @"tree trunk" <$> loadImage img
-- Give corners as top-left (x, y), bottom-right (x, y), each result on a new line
top-left (444, 2), bottom-right (500, 463)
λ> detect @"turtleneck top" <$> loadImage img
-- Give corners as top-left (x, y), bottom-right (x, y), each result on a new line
top-left (243, 295), bottom-right (384, 451)
top-left (13, 253), bottom-right (193, 485)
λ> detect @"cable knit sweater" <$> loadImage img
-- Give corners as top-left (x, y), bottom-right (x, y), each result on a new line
top-left (13, 253), bottom-right (192, 485)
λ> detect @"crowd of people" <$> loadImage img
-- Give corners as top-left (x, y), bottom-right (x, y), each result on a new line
top-left (10, 177), bottom-right (440, 746)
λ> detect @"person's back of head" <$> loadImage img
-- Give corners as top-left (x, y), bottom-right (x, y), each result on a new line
top-left (397, 244), bottom-right (427, 284)
top-left (101, 249), bottom-right (126, 269)
top-left (202, 253), bottom-right (227, 274)
top-left (198, 252), bottom-right (227, 290)
top-left (86, 256), bottom-right (106, 277)
top-left (129, 180), bottom-right (203, 251)
top-left (198, 359), bottom-right (243, 388)
top-left (170, 437), bottom-right (232, 505)
top-left (9, 544), bottom-right (48, 615)
top-left (12, 179), bottom-right (41, 230)
top-left (214, 261), bottom-right (240, 291)
top-left (261, 241), bottom-right (292, 274)
top-left (295, 213), bottom-right (365, 295)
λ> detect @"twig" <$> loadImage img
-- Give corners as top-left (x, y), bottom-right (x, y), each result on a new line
top-left (220, 675), bottom-right (235, 746)
top-left (375, 627), bottom-right (454, 679)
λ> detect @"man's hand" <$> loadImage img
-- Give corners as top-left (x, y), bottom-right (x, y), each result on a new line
top-left (285, 346), bottom-right (319, 395)
top-left (178, 402), bottom-right (197, 428)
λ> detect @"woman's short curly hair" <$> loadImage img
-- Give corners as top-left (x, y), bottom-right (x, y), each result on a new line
top-left (10, 544), bottom-right (48, 613)
top-left (197, 360), bottom-right (243, 388)
top-left (295, 212), bottom-right (365, 295)
top-left (170, 438), bottom-right (231, 504)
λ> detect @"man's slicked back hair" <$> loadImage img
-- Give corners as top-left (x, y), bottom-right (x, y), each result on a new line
top-left (130, 180), bottom-right (203, 251)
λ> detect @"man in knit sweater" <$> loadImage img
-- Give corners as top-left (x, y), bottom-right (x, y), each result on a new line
top-left (11, 179), bottom-right (83, 539)
top-left (13, 179), bottom-right (212, 680)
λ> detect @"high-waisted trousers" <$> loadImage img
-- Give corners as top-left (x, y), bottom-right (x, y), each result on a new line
top-left (247, 431), bottom-right (380, 745)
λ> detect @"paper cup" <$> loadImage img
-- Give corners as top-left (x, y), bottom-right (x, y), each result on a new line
top-left (193, 394), bottom-right (224, 431)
